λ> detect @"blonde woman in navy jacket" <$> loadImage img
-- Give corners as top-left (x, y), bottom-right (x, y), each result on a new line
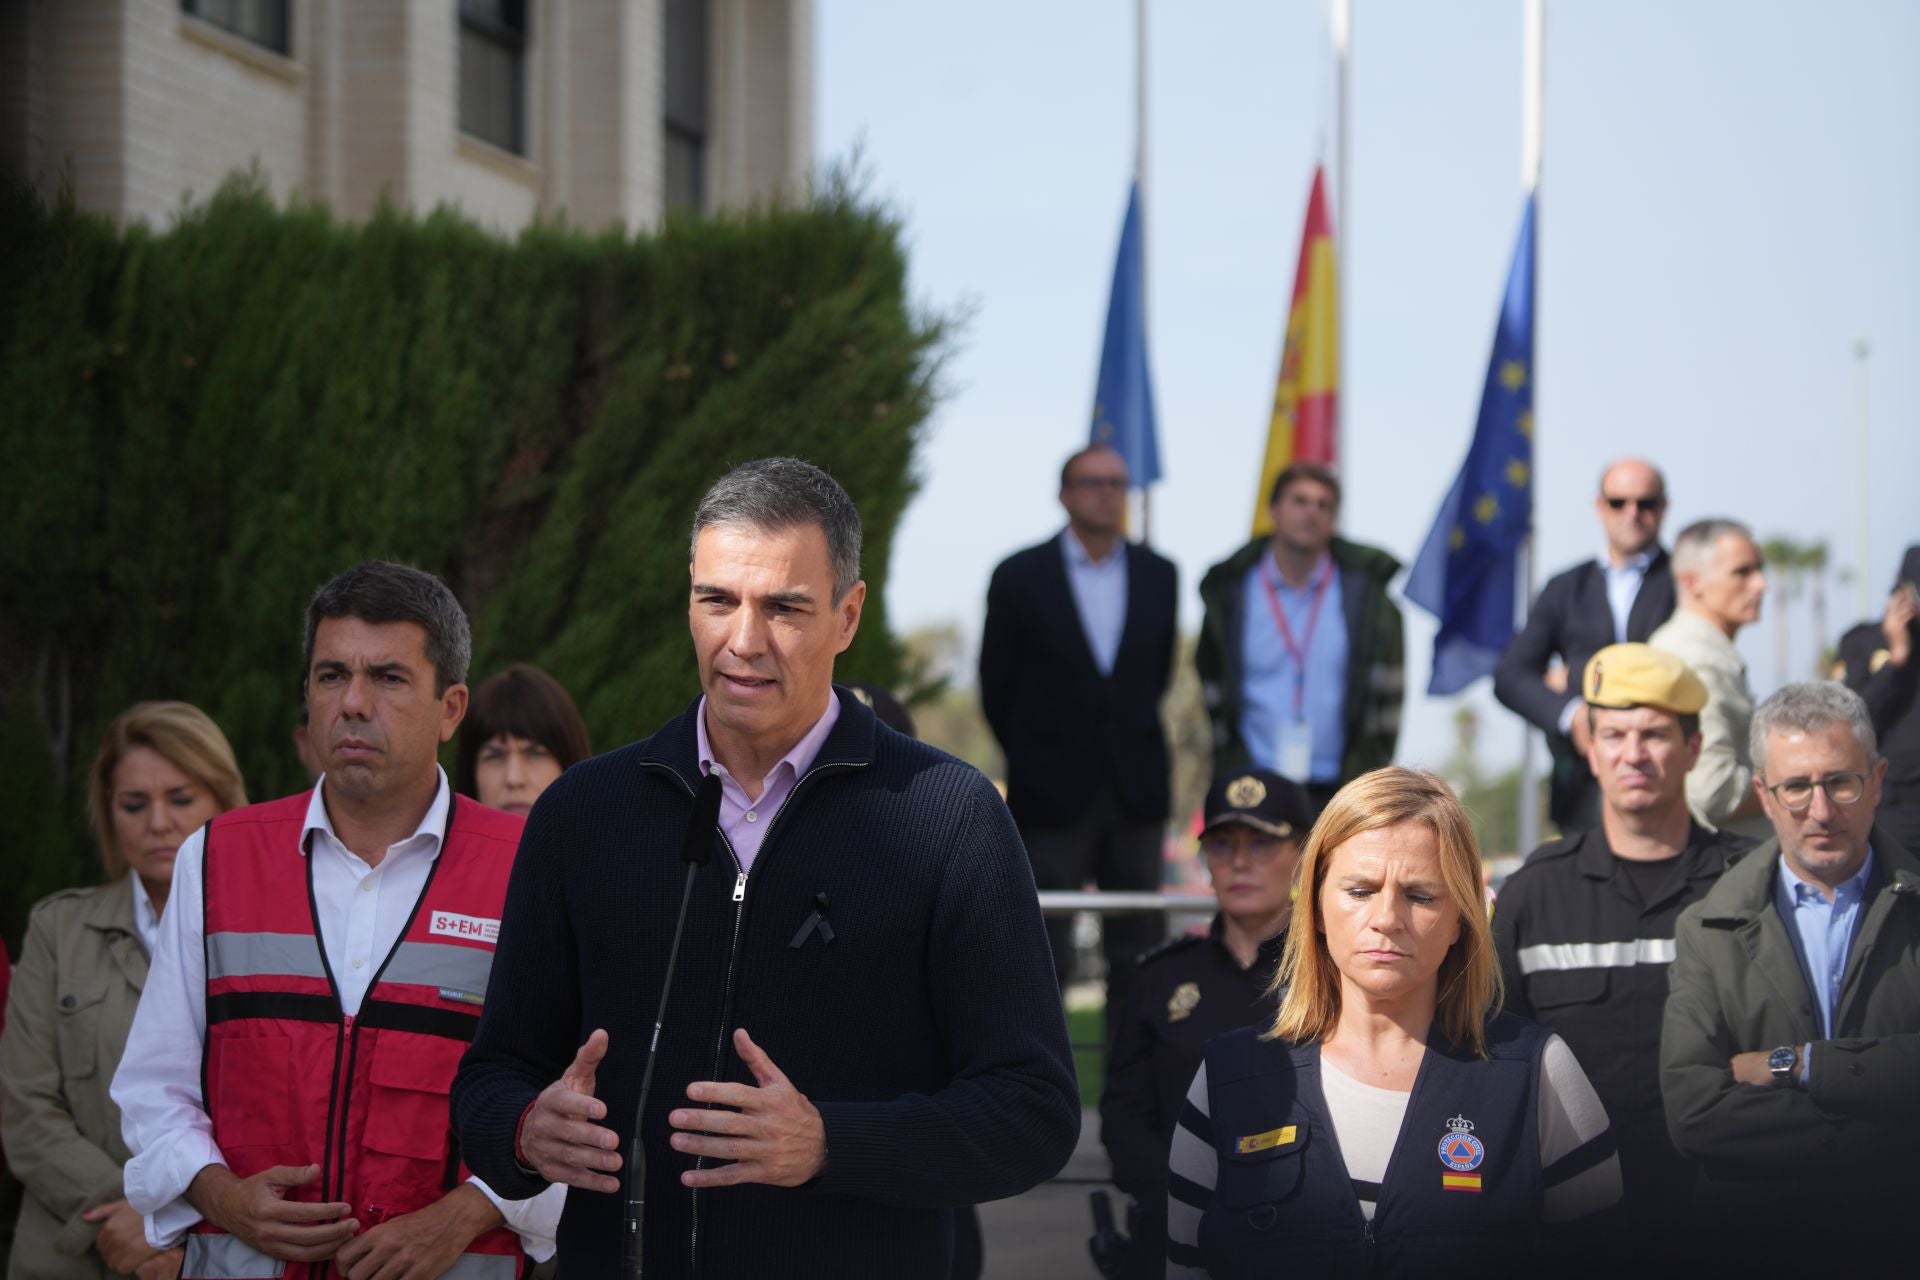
top-left (1167, 769), bottom-right (1622, 1278)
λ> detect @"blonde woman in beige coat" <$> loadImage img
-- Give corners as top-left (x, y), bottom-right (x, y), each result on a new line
top-left (2, 704), bottom-right (245, 1280)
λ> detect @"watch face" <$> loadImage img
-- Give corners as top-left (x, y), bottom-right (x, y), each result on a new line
top-left (1768, 1046), bottom-right (1796, 1071)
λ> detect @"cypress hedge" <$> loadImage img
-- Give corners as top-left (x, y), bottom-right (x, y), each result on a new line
top-left (0, 175), bottom-right (944, 945)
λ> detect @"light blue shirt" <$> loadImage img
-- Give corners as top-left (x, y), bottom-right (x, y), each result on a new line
top-left (1239, 551), bottom-right (1348, 782)
top-left (1060, 528), bottom-right (1128, 676)
top-left (1603, 548), bottom-right (1655, 644)
top-left (1774, 847), bottom-right (1876, 1040)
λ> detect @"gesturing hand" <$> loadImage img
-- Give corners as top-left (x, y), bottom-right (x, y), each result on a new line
top-left (519, 1028), bottom-right (624, 1193)
top-left (671, 1028), bottom-right (826, 1189)
top-left (187, 1163), bottom-right (356, 1263)
top-left (1884, 586), bottom-right (1917, 666)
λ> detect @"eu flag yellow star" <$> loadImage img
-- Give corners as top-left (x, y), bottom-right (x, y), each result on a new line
top-left (1474, 493), bottom-right (1500, 524)
top-left (1449, 526), bottom-right (1466, 551)
top-left (1500, 361), bottom-right (1528, 390)
top-left (1506, 459), bottom-right (1529, 488)
top-left (1517, 410), bottom-right (1534, 438)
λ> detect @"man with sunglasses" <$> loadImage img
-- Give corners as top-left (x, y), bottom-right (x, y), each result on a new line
top-left (1496, 459), bottom-right (1677, 832)
top-left (981, 444), bottom-right (1180, 1000)
top-left (1661, 681), bottom-right (1918, 1264)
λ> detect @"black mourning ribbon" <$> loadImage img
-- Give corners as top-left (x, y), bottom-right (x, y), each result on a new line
top-left (789, 892), bottom-right (834, 948)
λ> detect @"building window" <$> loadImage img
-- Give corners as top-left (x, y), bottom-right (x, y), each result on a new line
top-left (664, 0), bottom-right (709, 213)
top-left (183, 0), bottom-right (290, 55)
top-left (460, 0), bottom-right (528, 156)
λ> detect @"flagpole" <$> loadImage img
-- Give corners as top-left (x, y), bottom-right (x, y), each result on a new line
top-left (1332, 0), bottom-right (1351, 470)
top-left (1134, 0), bottom-right (1153, 545)
top-left (1516, 0), bottom-right (1545, 856)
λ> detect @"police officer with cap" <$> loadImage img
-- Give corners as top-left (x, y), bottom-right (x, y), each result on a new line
top-left (1096, 768), bottom-right (1312, 1279)
top-left (1492, 642), bottom-right (1752, 1258)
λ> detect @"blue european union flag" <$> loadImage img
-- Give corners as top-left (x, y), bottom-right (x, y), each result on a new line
top-left (1089, 181), bottom-right (1162, 486)
top-left (1405, 194), bottom-right (1536, 694)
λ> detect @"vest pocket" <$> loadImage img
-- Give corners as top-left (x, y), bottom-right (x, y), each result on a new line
top-left (208, 1032), bottom-right (294, 1149)
top-left (1215, 1117), bottom-right (1310, 1209)
top-left (362, 1033), bottom-right (463, 1162)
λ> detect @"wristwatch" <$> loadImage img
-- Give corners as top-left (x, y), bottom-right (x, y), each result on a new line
top-left (1767, 1044), bottom-right (1800, 1086)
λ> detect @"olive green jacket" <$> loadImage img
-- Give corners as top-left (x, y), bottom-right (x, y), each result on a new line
top-left (1660, 833), bottom-right (1920, 1187)
top-left (0, 881), bottom-right (148, 1280)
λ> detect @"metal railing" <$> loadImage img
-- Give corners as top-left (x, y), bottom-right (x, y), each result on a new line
top-left (1036, 890), bottom-right (1216, 915)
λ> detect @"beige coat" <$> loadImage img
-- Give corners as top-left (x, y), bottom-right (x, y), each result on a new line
top-left (0, 881), bottom-right (148, 1280)
top-left (1648, 607), bottom-right (1772, 840)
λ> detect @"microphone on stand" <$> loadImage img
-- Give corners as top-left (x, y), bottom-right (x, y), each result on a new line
top-left (624, 771), bottom-right (723, 1280)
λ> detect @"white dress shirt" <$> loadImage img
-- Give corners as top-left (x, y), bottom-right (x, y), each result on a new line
top-left (110, 770), bottom-right (562, 1257)
top-left (129, 871), bottom-right (161, 959)
top-left (1060, 527), bottom-right (1129, 676)
top-left (1557, 548), bottom-right (1658, 735)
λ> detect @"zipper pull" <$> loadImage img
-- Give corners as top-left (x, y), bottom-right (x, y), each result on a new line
top-left (732, 872), bottom-right (747, 903)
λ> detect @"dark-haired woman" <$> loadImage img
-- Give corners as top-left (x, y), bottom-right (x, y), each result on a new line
top-left (456, 664), bottom-right (591, 817)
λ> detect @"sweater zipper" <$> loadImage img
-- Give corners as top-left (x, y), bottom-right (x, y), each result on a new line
top-left (672, 757), bottom-right (865, 1275)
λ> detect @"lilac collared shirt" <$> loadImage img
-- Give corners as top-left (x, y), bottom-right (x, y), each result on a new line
top-left (696, 692), bottom-right (842, 871)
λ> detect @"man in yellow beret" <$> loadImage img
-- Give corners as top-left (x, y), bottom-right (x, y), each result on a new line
top-left (1491, 642), bottom-right (1754, 1261)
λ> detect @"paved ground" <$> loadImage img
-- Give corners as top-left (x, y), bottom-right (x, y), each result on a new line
top-left (975, 1108), bottom-right (1121, 1279)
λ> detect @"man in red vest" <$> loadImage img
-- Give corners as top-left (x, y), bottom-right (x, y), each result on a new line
top-left (112, 561), bottom-right (562, 1279)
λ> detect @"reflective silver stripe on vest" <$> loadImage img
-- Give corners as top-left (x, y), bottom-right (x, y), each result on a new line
top-left (442, 1253), bottom-right (521, 1279)
top-left (380, 940), bottom-right (494, 997)
top-left (1516, 938), bottom-right (1678, 974)
top-left (183, 1233), bottom-right (286, 1278)
top-left (206, 931), bottom-right (329, 982)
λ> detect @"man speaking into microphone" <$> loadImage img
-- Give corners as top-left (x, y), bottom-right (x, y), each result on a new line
top-left (452, 458), bottom-right (1080, 1277)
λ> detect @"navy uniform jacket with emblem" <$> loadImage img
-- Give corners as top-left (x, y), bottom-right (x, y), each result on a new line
top-left (1194, 1014), bottom-right (1552, 1279)
top-left (1493, 551), bottom-right (1675, 827)
top-left (1101, 918), bottom-right (1286, 1202)
top-left (1491, 821), bottom-right (1748, 1220)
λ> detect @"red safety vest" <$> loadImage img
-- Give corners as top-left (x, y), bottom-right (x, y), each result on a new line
top-left (182, 790), bottom-right (527, 1280)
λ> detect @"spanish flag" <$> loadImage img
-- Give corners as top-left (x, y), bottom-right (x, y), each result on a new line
top-left (1251, 166), bottom-right (1339, 536)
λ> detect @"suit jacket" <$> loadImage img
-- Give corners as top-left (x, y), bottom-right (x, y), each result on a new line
top-left (980, 532), bottom-right (1178, 826)
top-left (0, 880), bottom-right (149, 1280)
top-left (1494, 551), bottom-right (1675, 825)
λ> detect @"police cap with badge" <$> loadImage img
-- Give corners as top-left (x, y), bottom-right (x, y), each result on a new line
top-left (1200, 767), bottom-right (1316, 842)
top-left (1582, 642), bottom-right (1708, 718)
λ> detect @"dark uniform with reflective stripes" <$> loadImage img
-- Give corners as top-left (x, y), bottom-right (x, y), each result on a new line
top-left (1100, 919), bottom-right (1285, 1280)
top-left (1491, 822), bottom-right (1750, 1246)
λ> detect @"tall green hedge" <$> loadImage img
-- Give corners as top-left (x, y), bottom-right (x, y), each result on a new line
top-left (0, 176), bottom-right (943, 945)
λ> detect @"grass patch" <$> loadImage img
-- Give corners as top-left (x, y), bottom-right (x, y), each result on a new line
top-left (1068, 1001), bottom-right (1106, 1109)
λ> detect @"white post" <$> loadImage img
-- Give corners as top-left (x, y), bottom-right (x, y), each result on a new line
top-left (1331, 0), bottom-right (1351, 467)
top-left (1136, 0), bottom-right (1153, 545)
top-left (1516, 0), bottom-right (1546, 855)
top-left (1854, 338), bottom-right (1871, 618)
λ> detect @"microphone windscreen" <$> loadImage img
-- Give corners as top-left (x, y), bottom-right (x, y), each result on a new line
top-left (681, 772), bottom-right (723, 867)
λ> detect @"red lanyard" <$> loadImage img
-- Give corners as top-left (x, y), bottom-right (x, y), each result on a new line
top-left (1259, 555), bottom-right (1334, 718)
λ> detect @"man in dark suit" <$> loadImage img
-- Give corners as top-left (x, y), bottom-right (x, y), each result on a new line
top-left (980, 444), bottom-right (1179, 999)
top-left (1496, 458), bottom-right (1677, 831)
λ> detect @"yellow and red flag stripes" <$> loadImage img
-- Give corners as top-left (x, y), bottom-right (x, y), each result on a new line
top-left (1441, 1174), bottom-right (1483, 1192)
top-left (1251, 165), bottom-right (1340, 536)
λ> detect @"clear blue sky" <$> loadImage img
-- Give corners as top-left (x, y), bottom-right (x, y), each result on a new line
top-left (818, 0), bottom-right (1920, 770)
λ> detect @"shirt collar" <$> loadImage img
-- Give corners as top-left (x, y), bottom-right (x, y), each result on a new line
top-left (1777, 845), bottom-right (1876, 906)
top-left (129, 870), bottom-right (160, 946)
top-left (1603, 548), bottom-right (1655, 574)
top-left (301, 767), bottom-right (452, 860)
top-left (695, 691), bottom-right (842, 785)
top-left (1061, 526), bottom-right (1121, 568)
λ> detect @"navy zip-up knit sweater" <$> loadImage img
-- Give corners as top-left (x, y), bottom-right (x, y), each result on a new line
top-left (452, 688), bottom-right (1081, 1278)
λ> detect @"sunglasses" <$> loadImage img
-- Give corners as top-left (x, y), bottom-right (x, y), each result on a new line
top-left (1603, 495), bottom-right (1666, 513)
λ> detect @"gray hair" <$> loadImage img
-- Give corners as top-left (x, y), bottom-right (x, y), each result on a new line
top-left (304, 560), bottom-right (472, 694)
top-left (690, 458), bottom-right (864, 602)
top-left (1671, 518), bottom-right (1754, 578)
top-left (1749, 681), bottom-right (1878, 775)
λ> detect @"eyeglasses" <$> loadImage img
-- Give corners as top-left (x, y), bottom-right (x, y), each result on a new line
top-left (1761, 771), bottom-right (1869, 812)
top-left (1069, 476), bottom-right (1129, 492)
top-left (1603, 495), bottom-right (1666, 513)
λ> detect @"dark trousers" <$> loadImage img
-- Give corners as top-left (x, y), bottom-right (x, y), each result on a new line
top-left (1020, 785), bottom-right (1164, 1015)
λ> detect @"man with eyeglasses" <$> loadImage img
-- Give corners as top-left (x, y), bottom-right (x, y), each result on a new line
top-left (1650, 518), bottom-right (1771, 838)
top-left (1661, 681), bottom-right (1918, 1265)
top-left (1492, 644), bottom-right (1752, 1258)
top-left (1496, 459), bottom-right (1677, 832)
top-left (981, 444), bottom-right (1179, 998)
top-left (1099, 768), bottom-right (1310, 1280)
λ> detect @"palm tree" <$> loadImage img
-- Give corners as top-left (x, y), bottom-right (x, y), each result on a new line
top-left (1803, 540), bottom-right (1832, 676)
top-left (1761, 536), bottom-right (1806, 686)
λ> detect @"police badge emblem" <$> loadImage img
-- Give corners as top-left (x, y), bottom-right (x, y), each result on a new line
top-left (1167, 981), bottom-right (1201, 1022)
top-left (1224, 775), bottom-right (1267, 809)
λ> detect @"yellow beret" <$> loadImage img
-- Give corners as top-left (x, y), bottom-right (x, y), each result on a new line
top-left (1583, 643), bottom-right (1708, 715)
